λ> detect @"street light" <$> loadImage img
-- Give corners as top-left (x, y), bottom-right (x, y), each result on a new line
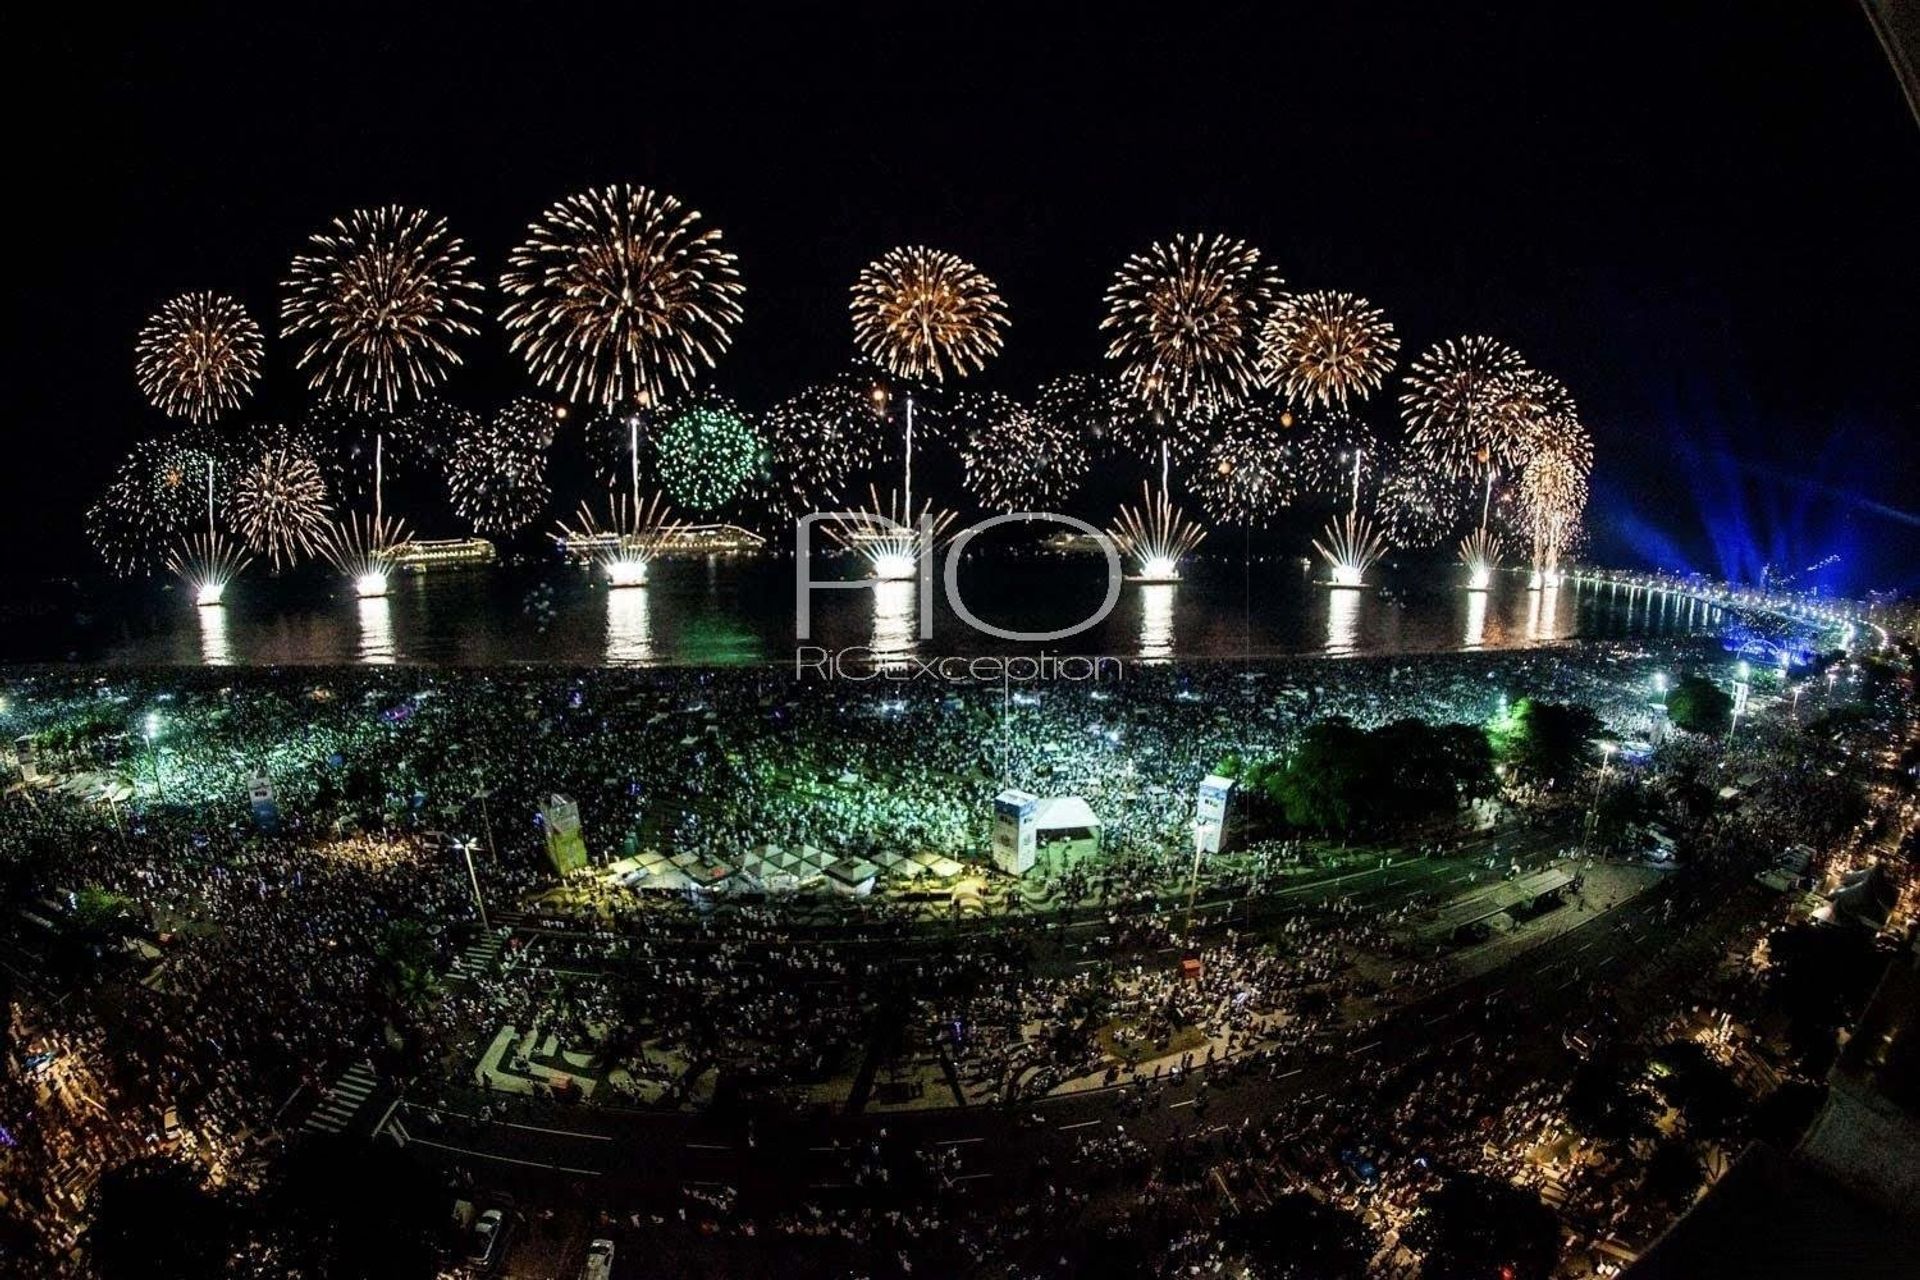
top-left (1583, 742), bottom-right (1615, 855)
top-left (142, 713), bottom-right (164, 800)
top-left (453, 835), bottom-right (489, 930)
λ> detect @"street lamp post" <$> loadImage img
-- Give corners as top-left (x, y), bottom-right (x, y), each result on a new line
top-left (1583, 742), bottom-right (1615, 855)
top-left (142, 714), bottom-right (163, 801)
top-left (455, 837), bottom-right (489, 931)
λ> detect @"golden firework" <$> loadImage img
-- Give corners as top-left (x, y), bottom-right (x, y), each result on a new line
top-left (850, 246), bottom-right (1008, 382)
top-left (281, 206), bottom-right (484, 412)
top-left (500, 184), bottom-right (745, 409)
top-left (1258, 290), bottom-right (1399, 410)
top-left (1101, 233), bottom-right (1280, 422)
top-left (134, 292), bottom-right (264, 423)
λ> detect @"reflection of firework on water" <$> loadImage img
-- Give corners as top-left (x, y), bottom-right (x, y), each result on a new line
top-left (1109, 483), bottom-right (1208, 580)
top-left (135, 292), bottom-right (265, 423)
top-left (1102, 234), bottom-right (1280, 423)
top-left (556, 491), bottom-right (686, 586)
top-left (319, 512), bottom-right (412, 595)
top-left (1458, 527), bottom-right (1502, 589)
top-left (954, 391), bottom-right (1090, 511)
top-left (652, 401), bottom-right (762, 514)
top-left (235, 446), bottom-right (332, 569)
top-left (500, 184), bottom-right (745, 408)
top-left (1192, 403), bottom-right (1299, 527)
top-left (446, 401), bottom-right (554, 535)
top-left (1314, 512), bottom-right (1388, 587)
top-left (826, 486), bottom-right (959, 580)
top-left (281, 206), bottom-right (484, 412)
top-left (167, 531), bottom-right (252, 607)
top-left (1400, 336), bottom-right (1532, 483)
top-left (763, 377), bottom-right (889, 514)
top-left (851, 247), bottom-right (1008, 382)
top-left (1259, 291), bottom-right (1398, 410)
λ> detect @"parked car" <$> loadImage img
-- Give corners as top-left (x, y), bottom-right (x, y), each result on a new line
top-left (468, 1208), bottom-right (506, 1270)
top-left (582, 1237), bottom-right (615, 1280)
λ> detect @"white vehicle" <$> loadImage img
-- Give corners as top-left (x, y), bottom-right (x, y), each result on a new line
top-left (582, 1237), bottom-right (615, 1280)
top-left (468, 1208), bottom-right (506, 1269)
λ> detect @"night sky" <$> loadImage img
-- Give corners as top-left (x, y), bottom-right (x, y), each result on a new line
top-left (12, 2), bottom-right (1918, 591)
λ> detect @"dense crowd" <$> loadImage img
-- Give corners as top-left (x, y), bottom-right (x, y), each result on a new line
top-left (0, 632), bottom-right (1902, 1277)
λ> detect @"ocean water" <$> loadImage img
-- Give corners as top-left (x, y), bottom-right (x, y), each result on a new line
top-left (8, 554), bottom-right (1723, 668)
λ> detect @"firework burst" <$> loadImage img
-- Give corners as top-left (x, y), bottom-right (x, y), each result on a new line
top-left (1399, 336), bottom-right (1534, 485)
top-left (446, 399), bottom-right (555, 536)
top-left (235, 445), bottom-right (332, 569)
top-left (1292, 406), bottom-right (1380, 504)
top-left (850, 247), bottom-right (1008, 383)
top-left (827, 485), bottom-right (959, 580)
top-left (1518, 447), bottom-right (1588, 578)
top-left (1259, 290), bottom-right (1399, 410)
top-left (1313, 511), bottom-right (1389, 587)
top-left (1192, 403), bottom-right (1300, 527)
top-left (1036, 373), bottom-right (1135, 456)
top-left (87, 435), bottom-right (233, 577)
top-left (1376, 446), bottom-right (1476, 550)
top-left (556, 491), bottom-right (686, 587)
top-left (1458, 527), bottom-right (1503, 590)
top-left (319, 512), bottom-right (412, 597)
top-left (954, 391), bottom-right (1090, 511)
top-left (500, 184), bottom-right (745, 409)
top-left (167, 531), bottom-right (253, 607)
top-left (652, 401), bottom-right (762, 514)
top-left (281, 206), bottom-right (484, 412)
top-left (135, 292), bottom-right (265, 423)
top-left (1101, 234), bottom-right (1280, 423)
top-left (763, 377), bottom-right (889, 515)
top-left (1109, 483), bottom-right (1208, 581)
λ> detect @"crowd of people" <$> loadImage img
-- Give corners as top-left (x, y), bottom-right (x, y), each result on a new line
top-left (0, 630), bottom-right (1900, 1277)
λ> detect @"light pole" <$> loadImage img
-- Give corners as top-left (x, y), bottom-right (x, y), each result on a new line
top-left (1728, 661), bottom-right (1751, 742)
top-left (474, 773), bottom-right (499, 865)
top-left (455, 836), bottom-right (489, 930)
top-left (1184, 820), bottom-right (1213, 941)
top-left (1583, 742), bottom-right (1615, 855)
top-left (142, 713), bottom-right (163, 801)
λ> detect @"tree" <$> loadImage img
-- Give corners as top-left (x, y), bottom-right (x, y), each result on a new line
top-left (88, 1156), bottom-right (241, 1280)
top-left (1490, 699), bottom-right (1603, 784)
top-left (1666, 676), bottom-right (1733, 736)
top-left (1650, 1040), bottom-right (1747, 1140)
top-left (1642, 1139), bottom-right (1705, 1211)
top-left (252, 1136), bottom-right (447, 1279)
top-left (1563, 1043), bottom-right (1654, 1149)
top-left (1405, 1171), bottom-right (1561, 1280)
top-left (1764, 924), bottom-right (1884, 1075)
top-left (1268, 719), bottom-right (1375, 833)
top-left (1222, 1193), bottom-right (1375, 1278)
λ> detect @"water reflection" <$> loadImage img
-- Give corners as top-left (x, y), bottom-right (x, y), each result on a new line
top-left (197, 605), bottom-right (232, 666)
top-left (605, 586), bottom-right (652, 665)
top-left (871, 579), bottom-right (918, 664)
top-left (357, 595), bottom-right (397, 665)
top-left (1325, 586), bottom-right (1362, 654)
top-left (1463, 588), bottom-right (1488, 649)
top-left (1138, 583), bottom-right (1175, 661)
top-left (1526, 583), bottom-right (1565, 642)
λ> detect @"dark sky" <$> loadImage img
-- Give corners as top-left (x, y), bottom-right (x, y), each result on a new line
top-left (11, 1), bottom-right (1919, 591)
